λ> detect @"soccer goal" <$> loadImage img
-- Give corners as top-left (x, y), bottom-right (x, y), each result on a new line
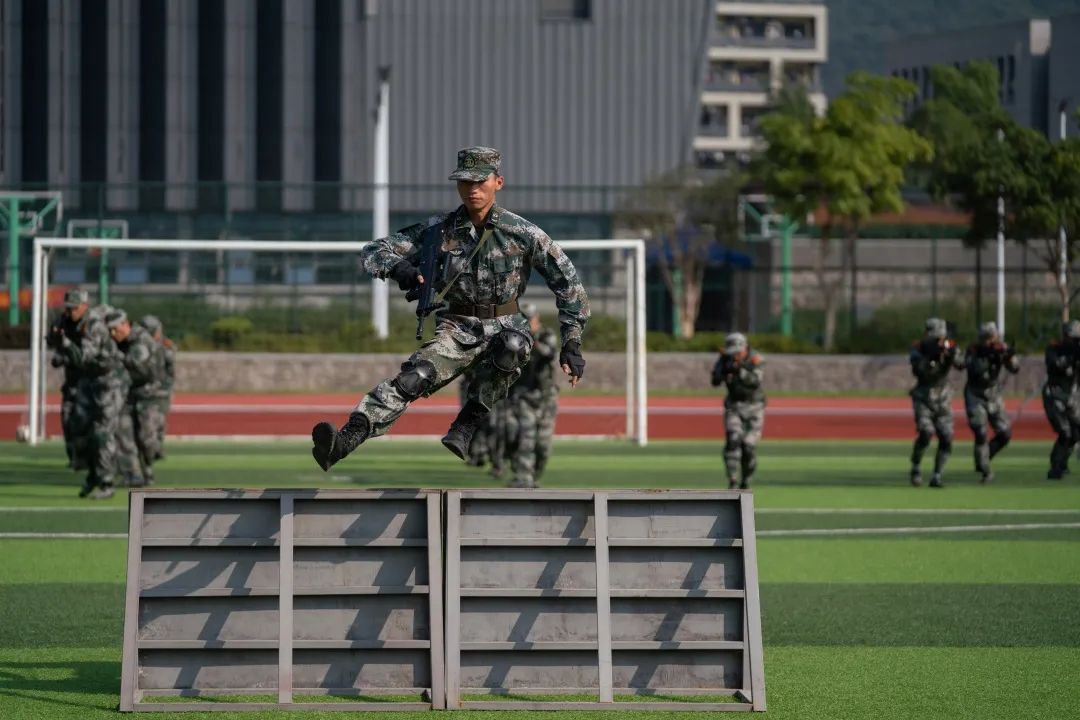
top-left (27, 237), bottom-right (648, 446)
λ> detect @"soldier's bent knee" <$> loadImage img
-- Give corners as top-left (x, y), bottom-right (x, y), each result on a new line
top-left (915, 430), bottom-right (932, 446)
top-left (938, 437), bottom-right (953, 453)
top-left (492, 329), bottom-right (531, 373)
top-left (393, 360), bottom-right (437, 400)
top-left (972, 427), bottom-right (988, 445)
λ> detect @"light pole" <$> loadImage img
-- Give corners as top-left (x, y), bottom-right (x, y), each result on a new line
top-left (996, 127), bottom-right (1006, 337)
top-left (1059, 99), bottom-right (1069, 321)
top-left (372, 66), bottom-right (391, 339)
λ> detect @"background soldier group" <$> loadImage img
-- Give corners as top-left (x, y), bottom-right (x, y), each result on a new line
top-left (46, 289), bottom-right (175, 499)
top-left (465, 303), bottom-right (560, 488)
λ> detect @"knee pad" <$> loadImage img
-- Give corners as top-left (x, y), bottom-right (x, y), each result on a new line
top-left (972, 428), bottom-right (988, 445)
top-left (491, 329), bottom-right (531, 373)
top-left (393, 359), bottom-right (437, 400)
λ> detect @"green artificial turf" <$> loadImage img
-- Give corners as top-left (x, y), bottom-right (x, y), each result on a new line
top-left (1, 439), bottom-right (1078, 719)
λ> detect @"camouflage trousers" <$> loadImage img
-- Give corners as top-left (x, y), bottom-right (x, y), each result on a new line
top-left (118, 395), bottom-right (166, 486)
top-left (354, 315), bottom-right (532, 439)
top-left (155, 393), bottom-right (172, 460)
top-left (964, 388), bottom-right (1012, 475)
top-left (60, 380), bottom-right (93, 470)
top-left (724, 401), bottom-right (765, 484)
top-left (910, 392), bottom-right (954, 475)
top-left (85, 376), bottom-right (128, 490)
top-left (505, 391), bottom-right (558, 488)
top-left (1042, 387), bottom-right (1080, 475)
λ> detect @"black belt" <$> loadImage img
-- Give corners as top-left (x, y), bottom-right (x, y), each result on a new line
top-left (448, 300), bottom-right (520, 319)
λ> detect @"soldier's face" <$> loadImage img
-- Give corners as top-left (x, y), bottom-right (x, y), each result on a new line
top-left (457, 174), bottom-right (504, 215)
top-left (110, 321), bottom-right (131, 343)
top-left (529, 315), bottom-right (541, 334)
top-left (68, 303), bottom-right (88, 321)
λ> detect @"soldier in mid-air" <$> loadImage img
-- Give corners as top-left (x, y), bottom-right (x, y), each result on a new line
top-left (503, 303), bottom-right (560, 488)
top-left (108, 310), bottom-right (165, 487)
top-left (711, 332), bottom-right (765, 490)
top-left (311, 147), bottom-right (589, 470)
top-left (140, 315), bottom-right (175, 459)
top-left (1043, 320), bottom-right (1080, 480)
top-left (908, 317), bottom-right (964, 488)
top-left (46, 289), bottom-right (92, 467)
top-left (964, 322), bottom-right (1020, 484)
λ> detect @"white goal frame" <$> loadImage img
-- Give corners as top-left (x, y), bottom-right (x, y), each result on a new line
top-left (28, 237), bottom-right (648, 447)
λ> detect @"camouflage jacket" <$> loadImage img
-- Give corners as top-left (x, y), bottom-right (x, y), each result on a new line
top-left (361, 204), bottom-right (590, 345)
top-left (46, 312), bottom-right (85, 386)
top-left (116, 325), bottom-right (164, 400)
top-left (512, 325), bottom-right (559, 401)
top-left (158, 338), bottom-right (176, 397)
top-left (964, 342), bottom-right (1019, 398)
top-left (712, 351), bottom-right (765, 406)
top-left (67, 306), bottom-right (126, 383)
top-left (910, 338), bottom-right (963, 399)
top-left (1043, 341), bottom-right (1078, 396)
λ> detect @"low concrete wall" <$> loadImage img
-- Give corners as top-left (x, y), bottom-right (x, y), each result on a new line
top-left (0, 350), bottom-right (1046, 396)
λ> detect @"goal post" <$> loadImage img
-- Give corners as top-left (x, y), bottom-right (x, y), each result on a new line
top-left (28, 237), bottom-right (647, 447)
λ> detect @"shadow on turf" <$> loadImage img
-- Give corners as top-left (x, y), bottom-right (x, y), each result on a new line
top-left (763, 583), bottom-right (1080, 647)
top-left (0, 660), bottom-right (119, 712)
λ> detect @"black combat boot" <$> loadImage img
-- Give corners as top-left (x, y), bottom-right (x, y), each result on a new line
top-left (311, 413), bottom-right (370, 471)
top-left (441, 400), bottom-right (490, 461)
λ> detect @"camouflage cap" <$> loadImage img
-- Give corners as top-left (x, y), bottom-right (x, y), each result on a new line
top-left (1064, 320), bottom-right (1080, 340)
top-left (139, 315), bottom-right (162, 335)
top-left (104, 309), bottom-right (129, 329)
top-left (978, 321), bottom-right (998, 340)
top-left (724, 332), bottom-right (748, 353)
top-left (520, 302), bottom-right (539, 319)
top-left (63, 289), bottom-right (89, 308)
top-left (448, 146), bottom-right (501, 182)
top-left (924, 317), bottom-right (947, 339)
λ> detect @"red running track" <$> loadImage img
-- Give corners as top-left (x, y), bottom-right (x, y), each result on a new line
top-left (0, 393), bottom-right (1055, 441)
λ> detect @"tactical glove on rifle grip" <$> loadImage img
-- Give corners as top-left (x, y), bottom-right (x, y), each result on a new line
top-left (390, 260), bottom-right (422, 292)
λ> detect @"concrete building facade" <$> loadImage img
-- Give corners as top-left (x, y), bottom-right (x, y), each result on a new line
top-left (695, 1), bottom-right (827, 165)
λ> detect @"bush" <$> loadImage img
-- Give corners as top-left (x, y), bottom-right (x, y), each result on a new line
top-left (209, 316), bottom-right (254, 350)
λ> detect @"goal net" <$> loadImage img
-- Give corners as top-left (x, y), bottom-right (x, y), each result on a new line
top-left (27, 237), bottom-right (647, 446)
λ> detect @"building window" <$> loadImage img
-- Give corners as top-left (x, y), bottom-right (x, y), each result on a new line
top-left (539, 0), bottom-right (591, 21)
top-left (1006, 54), bottom-right (1015, 104)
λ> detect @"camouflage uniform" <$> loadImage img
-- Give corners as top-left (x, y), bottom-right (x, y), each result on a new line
top-left (505, 309), bottom-right (560, 488)
top-left (963, 322), bottom-right (1020, 483)
top-left (45, 290), bottom-right (92, 468)
top-left (909, 318), bottom-right (964, 488)
top-left (67, 305), bottom-right (127, 498)
top-left (139, 315), bottom-right (175, 460)
top-left (711, 333), bottom-right (765, 490)
top-left (459, 368), bottom-right (493, 467)
top-left (1042, 321), bottom-right (1080, 479)
top-left (312, 147), bottom-right (589, 471)
top-left (110, 311), bottom-right (165, 487)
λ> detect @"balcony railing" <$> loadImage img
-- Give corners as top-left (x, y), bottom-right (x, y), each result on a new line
top-left (702, 75), bottom-right (770, 93)
top-left (710, 33), bottom-right (817, 50)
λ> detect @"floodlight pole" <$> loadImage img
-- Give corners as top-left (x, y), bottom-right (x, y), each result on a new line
top-left (372, 66), bottom-right (391, 339)
top-left (1060, 100), bottom-right (1069, 321)
top-left (996, 128), bottom-right (1006, 337)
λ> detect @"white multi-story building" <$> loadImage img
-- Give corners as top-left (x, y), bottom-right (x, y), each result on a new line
top-left (695, 2), bottom-right (828, 165)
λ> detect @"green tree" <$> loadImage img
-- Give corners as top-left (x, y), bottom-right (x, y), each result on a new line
top-left (757, 73), bottom-right (931, 349)
top-left (616, 168), bottom-right (741, 339)
top-left (912, 61), bottom-right (1080, 321)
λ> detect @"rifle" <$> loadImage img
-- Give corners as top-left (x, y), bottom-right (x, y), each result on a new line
top-left (408, 224), bottom-right (447, 341)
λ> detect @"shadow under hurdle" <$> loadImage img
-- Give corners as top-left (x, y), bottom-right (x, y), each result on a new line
top-left (120, 488), bottom-right (764, 712)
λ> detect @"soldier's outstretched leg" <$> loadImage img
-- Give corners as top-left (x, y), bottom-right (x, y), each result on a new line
top-left (723, 409), bottom-right (745, 490)
top-left (86, 381), bottom-right (125, 499)
top-left (982, 402), bottom-right (1012, 484)
top-left (739, 407), bottom-right (764, 489)
top-left (117, 406), bottom-right (144, 487)
top-left (534, 396), bottom-right (557, 481)
top-left (972, 426), bottom-right (991, 481)
top-left (510, 399), bottom-right (539, 488)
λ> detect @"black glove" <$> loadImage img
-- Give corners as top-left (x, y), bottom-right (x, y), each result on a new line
top-left (559, 340), bottom-right (586, 381)
top-left (389, 260), bottom-right (422, 292)
top-left (50, 353), bottom-right (64, 368)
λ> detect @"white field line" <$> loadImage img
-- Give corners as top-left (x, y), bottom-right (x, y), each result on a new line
top-left (758, 522), bottom-right (1080, 537)
top-left (756, 508), bottom-right (1080, 515)
top-left (6, 522), bottom-right (1080, 540)
top-left (4, 505), bottom-right (1077, 515)
top-left (0, 532), bottom-right (127, 539)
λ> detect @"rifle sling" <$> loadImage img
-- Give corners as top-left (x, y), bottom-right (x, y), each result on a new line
top-left (431, 226), bottom-right (494, 305)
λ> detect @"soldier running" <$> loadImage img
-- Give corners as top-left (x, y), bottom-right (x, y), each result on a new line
top-left (908, 317), bottom-right (964, 488)
top-left (108, 310), bottom-right (165, 487)
top-left (963, 322), bottom-right (1020, 484)
top-left (140, 315), bottom-right (175, 460)
top-left (504, 303), bottom-right (560, 488)
top-left (1043, 320), bottom-right (1080, 480)
top-left (46, 289), bottom-right (92, 468)
top-left (711, 332), bottom-right (765, 490)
